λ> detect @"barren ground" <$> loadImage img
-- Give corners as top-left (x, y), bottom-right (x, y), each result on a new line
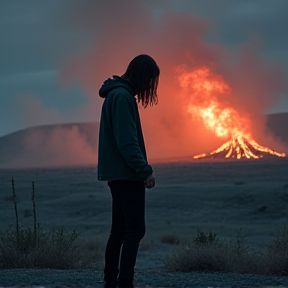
top-left (0, 158), bottom-right (288, 268)
top-left (1, 158), bottom-right (288, 271)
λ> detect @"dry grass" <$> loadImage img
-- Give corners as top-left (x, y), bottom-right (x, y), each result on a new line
top-left (0, 225), bottom-right (103, 269)
top-left (0, 178), bottom-right (103, 269)
top-left (264, 227), bottom-right (288, 275)
top-left (163, 228), bottom-right (288, 276)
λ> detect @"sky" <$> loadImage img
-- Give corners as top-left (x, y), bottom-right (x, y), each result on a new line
top-left (1, 0), bottom-right (288, 142)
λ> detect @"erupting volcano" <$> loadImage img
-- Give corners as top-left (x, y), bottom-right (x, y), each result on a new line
top-left (194, 134), bottom-right (286, 160)
top-left (177, 66), bottom-right (286, 160)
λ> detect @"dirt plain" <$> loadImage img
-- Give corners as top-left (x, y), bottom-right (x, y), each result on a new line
top-left (1, 158), bottom-right (288, 271)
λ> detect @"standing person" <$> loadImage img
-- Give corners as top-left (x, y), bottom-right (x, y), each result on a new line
top-left (98, 54), bottom-right (160, 288)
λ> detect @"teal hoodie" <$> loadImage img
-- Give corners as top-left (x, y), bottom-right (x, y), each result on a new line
top-left (98, 75), bottom-right (153, 181)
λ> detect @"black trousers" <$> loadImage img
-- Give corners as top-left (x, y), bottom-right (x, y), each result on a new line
top-left (104, 180), bottom-right (146, 283)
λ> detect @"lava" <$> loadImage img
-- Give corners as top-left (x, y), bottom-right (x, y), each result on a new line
top-left (194, 134), bottom-right (286, 160)
top-left (176, 65), bottom-right (286, 160)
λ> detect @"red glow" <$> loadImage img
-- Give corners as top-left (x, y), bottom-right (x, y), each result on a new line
top-left (176, 66), bottom-right (286, 159)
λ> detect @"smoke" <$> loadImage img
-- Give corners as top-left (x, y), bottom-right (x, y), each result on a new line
top-left (18, 94), bottom-right (67, 126)
top-left (0, 124), bottom-right (97, 169)
top-left (16, 1), bottom-right (288, 166)
top-left (23, 126), bottom-right (95, 167)
top-left (59, 1), bottom-right (287, 160)
top-left (58, 3), bottom-right (228, 160)
top-left (217, 43), bottom-right (288, 150)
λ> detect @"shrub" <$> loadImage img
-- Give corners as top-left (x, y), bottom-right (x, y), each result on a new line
top-left (264, 226), bottom-right (288, 276)
top-left (163, 229), bottom-right (276, 275)
top-left (193, 229), bottom-right (218, 246)
top-left (0, 225), bottom-right (80, 269)
top-left (164, 230), bottom-right (232, 272)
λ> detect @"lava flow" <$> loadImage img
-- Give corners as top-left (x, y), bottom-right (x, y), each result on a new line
top-left (177, 66), bottom-right (286, 160)
top-left (193, 134), bottom-right (286, 159)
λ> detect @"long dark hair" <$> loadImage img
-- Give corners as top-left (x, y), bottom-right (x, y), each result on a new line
top-left (122, 54), bottom-right (160, 108)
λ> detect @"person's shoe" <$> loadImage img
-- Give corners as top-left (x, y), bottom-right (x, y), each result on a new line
top-left (103, 280), bottom-right (118, 288)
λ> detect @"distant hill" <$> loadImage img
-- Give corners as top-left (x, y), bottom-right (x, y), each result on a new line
top-left (0, 113), bottom-right (287, 168)
top-left (0, 122), bottom-right (99, 168)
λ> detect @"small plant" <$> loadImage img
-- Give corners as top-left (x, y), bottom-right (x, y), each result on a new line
top-left (193, 229), bottom-right (218, 246)
top-left (11, 177), bottom-right (19, 241)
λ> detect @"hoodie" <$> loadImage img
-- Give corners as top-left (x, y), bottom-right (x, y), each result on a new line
top-left (98, 75), bottom-right (153, 181)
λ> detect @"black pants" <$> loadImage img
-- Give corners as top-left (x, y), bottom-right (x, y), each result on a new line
top-left (104, 180), bottom-right (146, 283)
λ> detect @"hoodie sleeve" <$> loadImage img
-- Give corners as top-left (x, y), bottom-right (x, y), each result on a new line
top-left (110, 89), bottom-right (153, 180)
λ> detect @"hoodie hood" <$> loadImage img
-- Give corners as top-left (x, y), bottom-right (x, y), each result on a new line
top-left (99, 75), bottom-right (136, 98)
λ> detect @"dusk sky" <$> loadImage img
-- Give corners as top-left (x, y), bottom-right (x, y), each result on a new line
top-left (1, 0), bottom-right (288, 138)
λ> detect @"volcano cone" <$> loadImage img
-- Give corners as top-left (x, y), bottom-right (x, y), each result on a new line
top-left (194, 135), bottom-right (286, 160)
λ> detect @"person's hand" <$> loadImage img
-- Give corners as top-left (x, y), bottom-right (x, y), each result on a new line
top-left (144, 174), bottom-right (155, 189)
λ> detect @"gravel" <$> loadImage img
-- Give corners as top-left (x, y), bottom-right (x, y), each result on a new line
top-left (0, 268), bottom-right (288, 288)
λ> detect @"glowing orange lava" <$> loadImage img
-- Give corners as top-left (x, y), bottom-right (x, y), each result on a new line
top-left (177, 65), bottom-right (286, 159)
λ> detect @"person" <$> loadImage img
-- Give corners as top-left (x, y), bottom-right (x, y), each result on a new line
top-left (97, 54), bottom-right (160, 288)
